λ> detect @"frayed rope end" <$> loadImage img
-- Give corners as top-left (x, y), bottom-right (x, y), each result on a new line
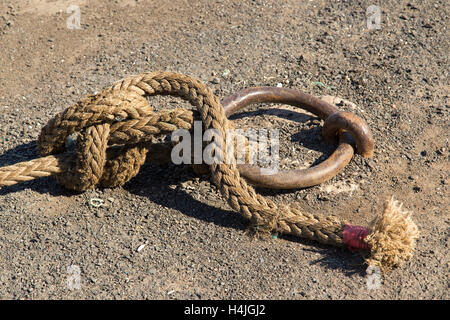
top-left (365, 197), bottom-right (419, 272)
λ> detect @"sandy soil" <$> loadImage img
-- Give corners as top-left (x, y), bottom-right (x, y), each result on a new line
top-left (0, 0), bottom-right (448, 299)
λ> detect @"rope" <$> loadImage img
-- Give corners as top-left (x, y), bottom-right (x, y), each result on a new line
top-left (0, 71), bottom-right (419, 272)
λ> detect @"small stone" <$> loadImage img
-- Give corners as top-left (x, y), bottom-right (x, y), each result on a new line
top-left (210, 77), bottom-right (220, 84)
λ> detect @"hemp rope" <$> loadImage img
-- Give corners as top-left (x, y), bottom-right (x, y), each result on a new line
top-left (0, 71), bottom-right (419, 272)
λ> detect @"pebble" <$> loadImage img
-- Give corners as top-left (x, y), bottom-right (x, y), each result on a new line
top-left (210, 77), bottom-right (220, 84)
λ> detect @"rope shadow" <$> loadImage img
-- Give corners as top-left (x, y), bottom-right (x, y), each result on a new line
top-left (123, 163), bottom-right (367, 276)
top-left (123, 163), bottom-right (249, 231)
top-left (0, 141), bottom-right (38, 166)
top-left (280, 234), bottom-right (368, 277)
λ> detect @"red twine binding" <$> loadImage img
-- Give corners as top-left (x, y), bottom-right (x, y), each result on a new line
top-left (343, 225), bottom-right (370, 251)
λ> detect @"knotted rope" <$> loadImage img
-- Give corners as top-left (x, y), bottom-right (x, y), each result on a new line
top-left (0, 71), bottom-right (419, 272)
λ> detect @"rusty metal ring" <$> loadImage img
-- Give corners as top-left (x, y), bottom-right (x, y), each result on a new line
top-left (220, 86), bottom-right (374, 189)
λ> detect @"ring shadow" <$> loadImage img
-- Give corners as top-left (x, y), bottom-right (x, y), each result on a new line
top-left (228, 107), bottom-right (342, 196)
top-left (229, 107), bottom-right (338, 161)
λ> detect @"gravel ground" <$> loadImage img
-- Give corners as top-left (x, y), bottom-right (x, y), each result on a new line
top-left (0, 0), bottom-right (448, 299)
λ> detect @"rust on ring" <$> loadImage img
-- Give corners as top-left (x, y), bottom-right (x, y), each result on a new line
top-left (220, 87), bottom-right (374, 189)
